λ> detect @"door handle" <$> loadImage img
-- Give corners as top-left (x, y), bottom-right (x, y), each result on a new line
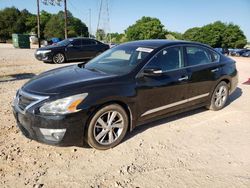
top-left (178, 76), bottom-right (188, 81)
top-left (211, 68), bottom-right (219, 73)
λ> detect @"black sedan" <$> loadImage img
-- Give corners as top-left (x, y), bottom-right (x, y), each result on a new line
top-left (13, 40), bottom-right (238, 150)
top-left (242, 51), bottom-right (250, 57)
top-left (231, 49), bottom-right (250, 56)
top-left (35, 37), bottom-right (109, 64)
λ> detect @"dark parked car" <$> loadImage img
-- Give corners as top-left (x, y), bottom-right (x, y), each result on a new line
top-left (242, 51), bottom-right (250, 57)
top-left (13, 40), bottom-right (238, 150)
top-left (231, 49), bottom-right (250, 56)
top-left (35, 37), bottom-right (109, 64)
top-left (214, 48), bottom-right (229, 55)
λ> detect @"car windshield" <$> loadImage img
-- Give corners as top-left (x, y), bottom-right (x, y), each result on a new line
top-left (55, 39), bottom-right (70, 46)
top-left (85, 45), bottom-right (154, 75)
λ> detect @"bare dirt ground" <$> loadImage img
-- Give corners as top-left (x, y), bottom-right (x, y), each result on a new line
top-left (0, 44), bottom-right (250, 188)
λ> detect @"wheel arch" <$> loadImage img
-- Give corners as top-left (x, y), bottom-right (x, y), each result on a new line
top-left (53, 51), bottom-right (67, 63)
top-left (85, 100), bottom-right (134, 135)
top-left (218, 77), bottom-right (231, 90)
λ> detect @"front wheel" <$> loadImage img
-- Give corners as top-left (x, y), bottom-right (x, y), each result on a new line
top-left (86, 104), bottom-right (128, 150)
top-left (207, 81), bottom-right (229, 111)
top-left (52, 53), bottom-right (65, 64)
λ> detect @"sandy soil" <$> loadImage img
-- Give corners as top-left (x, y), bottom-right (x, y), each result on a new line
top-left (0, 44), bottom-right (250, 188)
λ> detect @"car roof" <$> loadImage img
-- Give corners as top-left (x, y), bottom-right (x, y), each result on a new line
top-left (68, 37), bottom-right (95, 41)
top-left (123, 39), bottom-right (211, 49)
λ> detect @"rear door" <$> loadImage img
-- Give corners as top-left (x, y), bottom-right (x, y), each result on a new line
top-left (184, 45), bottom-right (222, 105)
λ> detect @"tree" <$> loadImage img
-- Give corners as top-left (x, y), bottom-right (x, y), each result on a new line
top-left (183, 27), bottom-right (201, 42)
top-left (222, 23), bottom-right (247, 48)
top-left (0, 7), bottom-right (21, 40)
top-left (106, 32), bottom-right (127, 43)
top-left (168, 31), bottom-right (183, 40)
top-left (42, 0), bottom-right (62, 5)
top-left (20, 9), bottom-right (37, 33)
top-left (40, 11), bottom-right (52, 38)
top-left (96, 29), bottom-right (106, 41)
top-left (44, 11), bottom-right (88, 39)
top-left (125, 16), bottom-right (166, 41)
top-left (183, 21), bottom-right (247, 48)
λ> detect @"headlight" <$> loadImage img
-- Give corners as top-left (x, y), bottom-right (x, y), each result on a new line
top-left (36, 50), bottom-right (51, 54)
top-left (39, 93), bottom-right (88, 114)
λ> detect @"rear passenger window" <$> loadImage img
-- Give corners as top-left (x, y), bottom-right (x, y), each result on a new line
top-left (146, 47), bottom-right (183, 71)
top-left (210, 51), bottom-right (220, 62)
top-left (186, 47), bottom-right (212, 66)
top-left (72, 39), bottom-right (82, 46)
top-left (84, 39), bottom-right (98, 45)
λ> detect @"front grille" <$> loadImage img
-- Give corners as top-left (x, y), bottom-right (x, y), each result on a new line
top-left (18, 94), bottom-right (38, 111)
top-left (14, 89), bottom-right (49, 113)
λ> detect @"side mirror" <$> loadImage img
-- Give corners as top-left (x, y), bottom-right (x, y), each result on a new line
top-left (68, 44), bottom-right (73, 47)
top-left (142, 68), bottom-right (163, 77)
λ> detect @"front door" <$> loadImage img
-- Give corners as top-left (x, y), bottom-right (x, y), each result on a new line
top-left (136, 46), bottom-right (190, 122)
top-left (65, 39), bottom-right (83, 60)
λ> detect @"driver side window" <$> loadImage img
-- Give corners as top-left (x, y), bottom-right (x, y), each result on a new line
top-left (71, 39), bottom-right (82, 47)
top-left (145, 47), bottom-right (183, 71)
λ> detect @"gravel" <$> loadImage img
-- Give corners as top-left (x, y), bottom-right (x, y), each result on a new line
top-left (0, 44), bottom-right (250, 188)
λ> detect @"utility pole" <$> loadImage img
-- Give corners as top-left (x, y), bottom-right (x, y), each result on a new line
top-left (96, 0), bottom-right (111, 43)
top-left (89, 9), bottom-right (91, 38)
top-left (97, 0), bottom-right (103, 32)
top-left (36, 0), bottom-right (41, 48)
top-left (64, 0), bottom-right (68, 39)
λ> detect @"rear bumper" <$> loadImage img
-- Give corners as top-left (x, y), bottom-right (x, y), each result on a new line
top-left (230, 70), bottom-right (238, 94)
top-left (12, 106), bottom-right (88, 146)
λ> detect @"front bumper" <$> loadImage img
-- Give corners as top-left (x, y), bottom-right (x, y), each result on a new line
top-left (12, 106), bottom-right (88, 146)
top-left (34, 52), bottom-right (53, 62)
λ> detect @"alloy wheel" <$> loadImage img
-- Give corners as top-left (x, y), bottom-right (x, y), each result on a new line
top-left (94, 110), bottom-right (124, 145)
top-left (214, 85), bottom-right (228, 108)
top-left (53, 53), bottom-right (65, 64)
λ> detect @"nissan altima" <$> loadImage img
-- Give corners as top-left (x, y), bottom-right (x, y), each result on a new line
top-left (35, 37), bottom-right (109, 64)
top-left (13, 40), bottom-right (238, 150)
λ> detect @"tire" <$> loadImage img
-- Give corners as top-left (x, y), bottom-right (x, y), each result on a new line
top-left (86, 104), bottom-right (128, 150)
top-left (206, 81), bottom-right (229, 111)
top-left (52, 53), bottom-right (65, 64)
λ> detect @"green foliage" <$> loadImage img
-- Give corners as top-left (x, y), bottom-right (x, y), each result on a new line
top-left (40, 10), bottom-right (52, 38)
top-left (183, 21), bottom-right (247, 48)
top-left (167, 31), bottom-right (183, 40)
top-left (0, 7), bottom-right (21, 40)
top-left (96, 29), bottom-right (106, 41)
top-left (106, 33), bottom-right (127, 43)
top-left (0, 7), bottom-right (88, 41)
top-left (42, 0), bottom-right (62, 6)
top-left (125, 16), bottom-right (166, 41)
top-left (44, 11), bottom-right (88, 39)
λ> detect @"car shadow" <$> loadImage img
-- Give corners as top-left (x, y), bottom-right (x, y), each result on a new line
top-left (123, 87), bottom-right (242, 144)
top-left (0, 73), bottom-right (36, 83)
top-left (227, 87), bottom-right (242, 105)
top-left (123, 107), bottom-right (207, 144)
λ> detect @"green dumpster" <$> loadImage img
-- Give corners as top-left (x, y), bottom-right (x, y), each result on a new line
top-left (12, 34), bottom-right (30, 49)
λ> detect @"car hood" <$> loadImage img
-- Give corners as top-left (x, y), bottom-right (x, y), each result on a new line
top-left (22, 65), bottom-right (116, 95)
top-left (37, 45), bottom-right (64, 51)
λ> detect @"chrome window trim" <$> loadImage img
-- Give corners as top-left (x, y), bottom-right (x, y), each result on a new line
top-left (141, 93), bottom-right (210, 117)
top-left (185, 45), bottom-right (221, 64)
top-left (136, 44), bottom-right (221, 77)
top-left (14, 89), bottom-right (49, 114)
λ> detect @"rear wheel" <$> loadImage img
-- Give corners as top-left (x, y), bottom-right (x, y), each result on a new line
top-left (86, 104), bottom-right (128, 150)
top-left (207, 81), bottom-right (229, 111)
top-left (52, 53), bottom-right (65, 64)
